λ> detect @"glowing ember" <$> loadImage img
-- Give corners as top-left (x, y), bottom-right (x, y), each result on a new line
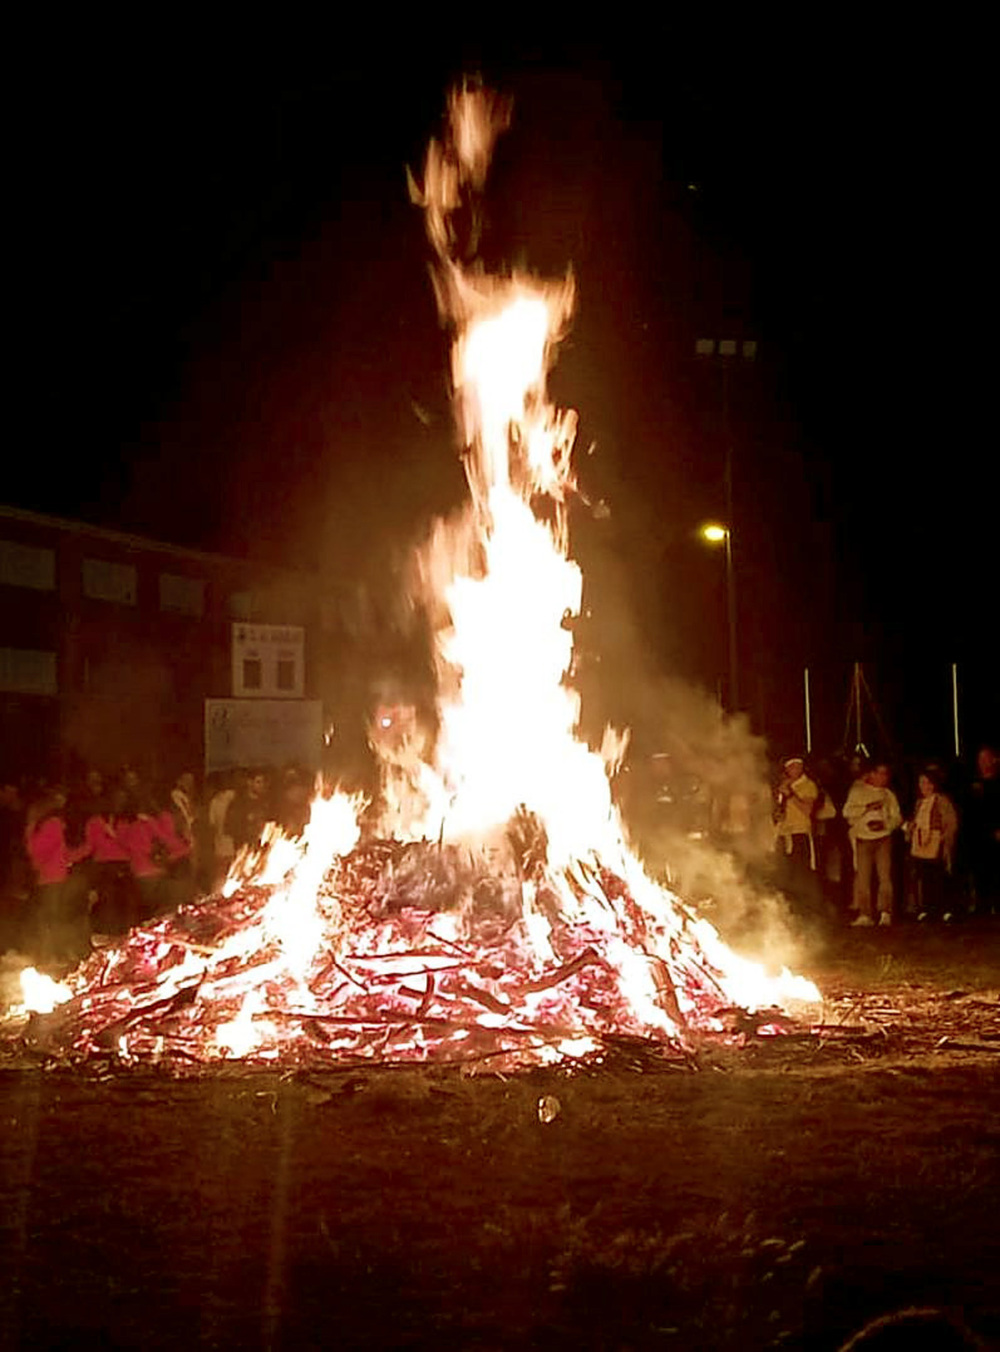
top-left (14, 85), bottom-right (820, 1072)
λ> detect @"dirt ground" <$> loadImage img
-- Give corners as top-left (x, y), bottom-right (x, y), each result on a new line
top-left (2, 923), bottom-right (998, 1351)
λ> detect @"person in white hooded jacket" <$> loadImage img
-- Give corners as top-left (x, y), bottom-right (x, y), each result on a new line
top-left (843, 762), bottom-right (902, 926)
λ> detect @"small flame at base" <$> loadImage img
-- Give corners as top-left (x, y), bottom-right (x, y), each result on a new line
top-left (17, 967), bottom-right (72, 1016)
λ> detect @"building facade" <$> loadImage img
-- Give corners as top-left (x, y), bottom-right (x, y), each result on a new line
top-left (0, 505), bottom-right (319, 785)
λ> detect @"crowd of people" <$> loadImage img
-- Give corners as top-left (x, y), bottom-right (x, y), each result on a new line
top-left (772, 744), bottom-right (1000, 927)
top-left (2, 741), bottom-right (998, 972)
top-left (0, 765), bottom-right (315, 969)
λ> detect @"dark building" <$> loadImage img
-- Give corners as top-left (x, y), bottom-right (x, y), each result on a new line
top-left (0, 505), bottom-right (320, 786)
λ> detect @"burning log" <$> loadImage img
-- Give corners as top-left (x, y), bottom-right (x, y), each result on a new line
top-left (519, 947), bottom-right (606, 994)
top-left (13, 834), bottom-right (812, 1072)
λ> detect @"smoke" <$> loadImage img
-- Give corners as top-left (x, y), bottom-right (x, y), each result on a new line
top-left (575, 542), bottom-right (824, 971)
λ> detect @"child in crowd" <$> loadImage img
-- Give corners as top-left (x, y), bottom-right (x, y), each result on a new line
top-left (905, 766), bottom-right (959, 921)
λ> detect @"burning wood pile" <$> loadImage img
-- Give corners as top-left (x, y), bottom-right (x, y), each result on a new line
top-left (20, 830), bottom-right (813, 1072)
top-left (8, 85), bottom-right (824, 1069)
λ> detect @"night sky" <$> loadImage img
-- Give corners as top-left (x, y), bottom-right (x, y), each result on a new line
top-left (16, 26), bottom-right (996, 759)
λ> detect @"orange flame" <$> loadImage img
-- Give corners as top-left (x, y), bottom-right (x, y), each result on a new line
top-left (395, 87), bottom-right (819, 1016)
top-left (12, 87), bottom-right (819, 1065)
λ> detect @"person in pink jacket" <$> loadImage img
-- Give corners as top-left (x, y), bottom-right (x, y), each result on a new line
top-left (84, 787), bottom-right (133, 934)
top-left (25, 786), bottom-right (92, 965)
top-left (119, 790), bottom-right (191, 921)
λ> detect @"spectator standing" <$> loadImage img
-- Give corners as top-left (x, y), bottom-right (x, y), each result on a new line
top-left (1, 782), bottom-right (29, 949)
top-left (82, 768), bottom-right (105, 815)
top-left (773, 756), bottom-right (822, 917)
top-left (170, 772), bottom-right (197, 842)
top-left (169, 772), bottom-right (199, 908)
top-left (84, 788), bottom-right (132, 934)
top-left (827, 754), bottom-right (868, 912)
top-left (119, 765), bottom-right (142, 818)
top-left (843, 762), bottom-right (903, 926)
top-left (119, 790), bottom-right (190, 920)
top-left (65, 767), bottom-right (105, 849)
top-left (845, 754), bottom-right (868, 794)
top-left (225, 770), bottom-right (271, 855)
top-left (279, 767), bottom-right (311, 839)
top-left (967, 745), bottom-right (1000, 914)
top-left (25, 787), bottom-right (92, 965)
top-left (905, 767), bottom-right (959, 921)
top-left (207, 772), bottom-right (237, 890)
top-left (811, 759), bottom-right (843, 912)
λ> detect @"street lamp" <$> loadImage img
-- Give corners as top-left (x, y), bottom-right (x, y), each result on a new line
top-left (699, 522), bottom-right (738, 713)
top-left (694, 337), bottom-right (756, 715)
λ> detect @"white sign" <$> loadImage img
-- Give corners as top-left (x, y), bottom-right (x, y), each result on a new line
top-left (205, 699), bottom-right (322, 773)
top-left (231, 623), bottom-right (304, 699)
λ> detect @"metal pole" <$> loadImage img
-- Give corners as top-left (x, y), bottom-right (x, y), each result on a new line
top-left (724, 525), bottom-right (738, 714)
top-left (952, 662), bottom-right (960, 758)
top-left (722, 360), bottom-right (738, 712)
top-left (854, 662), bottom-right (862, 753)
top-left (804, 667), bottom-right (812, 754)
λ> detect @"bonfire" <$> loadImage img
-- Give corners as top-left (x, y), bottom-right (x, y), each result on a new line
top-left (12, 85), bottom-right (820, 1071)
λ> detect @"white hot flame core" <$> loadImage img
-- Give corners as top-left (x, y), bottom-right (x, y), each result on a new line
top-left (400, 93), bottom-right (621, 875)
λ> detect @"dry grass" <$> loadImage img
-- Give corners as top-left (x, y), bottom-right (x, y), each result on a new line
top-left (2, 925), bottom-right (999, 1349)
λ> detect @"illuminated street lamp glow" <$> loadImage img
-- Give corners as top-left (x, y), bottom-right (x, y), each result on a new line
top-left (698, 522), bottom-right (738, 712)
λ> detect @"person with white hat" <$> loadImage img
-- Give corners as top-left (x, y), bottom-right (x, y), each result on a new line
top-left (774, 756), bottom-right (821, 913)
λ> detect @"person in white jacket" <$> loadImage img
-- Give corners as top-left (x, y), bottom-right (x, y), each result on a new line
top-left (843, 762), bottom-right (902, 926)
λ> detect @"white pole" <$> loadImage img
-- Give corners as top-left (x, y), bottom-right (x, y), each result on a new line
top-left (854, 662), bottom-right (863, 752)
top-left (952, 662), bottom-right (960, 758)
top-left (804, 667), bottom-right (813, 754)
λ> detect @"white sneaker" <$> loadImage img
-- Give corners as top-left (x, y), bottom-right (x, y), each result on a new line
top-left (878, 913), bottom-right (892, 927)
top-left (851, 915), bottom-right (875, 927)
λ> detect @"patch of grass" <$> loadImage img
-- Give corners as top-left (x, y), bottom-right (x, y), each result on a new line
top-left (546, 1209), bottom-right (815, 1346)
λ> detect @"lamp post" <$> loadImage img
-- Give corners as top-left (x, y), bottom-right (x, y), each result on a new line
top-left (694, 337), bottom-right (756, 715)
top-left (700, 522), bottom-right (738, 713)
